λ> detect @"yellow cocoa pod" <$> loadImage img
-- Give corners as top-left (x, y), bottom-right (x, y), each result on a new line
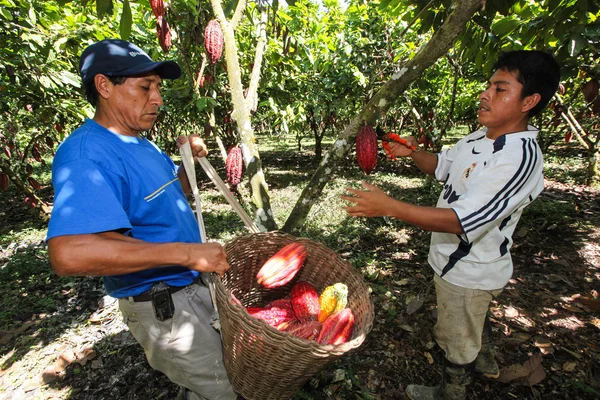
top-left (318, 282), bottom-right (348, 323)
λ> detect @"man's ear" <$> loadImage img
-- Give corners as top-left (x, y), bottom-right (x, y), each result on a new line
top-left (94, 74), bottom-right (112, 100)
top-left (522, 93), bottom-right (541, 113)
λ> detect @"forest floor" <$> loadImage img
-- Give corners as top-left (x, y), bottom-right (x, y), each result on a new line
top-left (0, 133), bottom-right (599, 400)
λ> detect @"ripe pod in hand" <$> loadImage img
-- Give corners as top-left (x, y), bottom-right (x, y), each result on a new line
top-left (356, 124), bottom-right (377, 175)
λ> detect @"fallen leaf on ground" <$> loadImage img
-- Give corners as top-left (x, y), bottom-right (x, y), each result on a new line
top-left (498, 353), bottom-right (546, 386)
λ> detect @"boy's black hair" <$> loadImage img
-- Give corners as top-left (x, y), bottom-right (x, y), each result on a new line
top-left (83, 76), bottom-right (128, 107)
top-left (492, 50), bottom-right (561, 117)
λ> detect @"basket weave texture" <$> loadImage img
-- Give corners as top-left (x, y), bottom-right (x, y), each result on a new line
top-left (211, 231), bottom-right (374, 400)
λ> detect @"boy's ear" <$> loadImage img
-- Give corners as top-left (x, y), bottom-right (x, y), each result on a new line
top-left (522, 93), bottom-right (541, 113)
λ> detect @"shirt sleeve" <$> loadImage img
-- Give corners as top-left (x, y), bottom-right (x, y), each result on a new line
top-left (47, 159), bottom-right (132, 240)
top-left (451, 153), bottom-right (542, 244)
top-left (435, 138), bottom-right (466, 182)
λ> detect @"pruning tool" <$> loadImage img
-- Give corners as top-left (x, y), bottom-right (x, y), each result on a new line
top-left (375, 126), bottom-right (417, 160)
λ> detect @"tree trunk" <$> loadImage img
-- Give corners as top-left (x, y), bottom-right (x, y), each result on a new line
top-left (210, 0), bottom-right (277, 231)
top-left (282, 0), bottom-right (484, 234)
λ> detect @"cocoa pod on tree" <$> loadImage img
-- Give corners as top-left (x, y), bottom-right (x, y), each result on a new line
top-left (0, 173), bottom-right (9, 190)
top-left (582, 79), bottom-right (599, 103)
top-left (355, 124), bottom-right (378, 175)
top-left (150, 0), bottom-right (164, 18)
top-left (4, 145), bottom-right (10, 159)
top-left (156, 16), bottom-right (172, 53)
top-left (26, 164), bottom-right (34, 175)
top-left (28, 177), bottom-right (41, 191)
top-left (32, 146), bottom-right (41, 162)
top-left (225, 146), bottom-right (244, 190)
top-left (204, 19), bottom-right (224, 64)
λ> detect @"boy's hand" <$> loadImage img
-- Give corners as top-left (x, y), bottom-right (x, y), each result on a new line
top-left (341, 181), bottom-right (392, 217)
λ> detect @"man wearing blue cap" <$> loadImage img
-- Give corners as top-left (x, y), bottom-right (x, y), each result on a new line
top-left (46, 39), bottom-right (237, 400)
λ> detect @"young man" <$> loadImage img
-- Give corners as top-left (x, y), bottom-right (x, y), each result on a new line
top-left (342, 51), bottom-right (561, 400)
top-left (47, 39), bottom-right (237, 400)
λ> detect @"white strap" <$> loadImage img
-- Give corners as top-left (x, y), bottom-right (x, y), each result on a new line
top-left (179, 141), bottom-right (207, 243)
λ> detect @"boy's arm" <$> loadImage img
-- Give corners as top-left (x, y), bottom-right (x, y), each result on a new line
top-left (341, 182), bottom-right (463, 234)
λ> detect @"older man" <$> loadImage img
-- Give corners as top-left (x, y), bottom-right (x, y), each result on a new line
top-left (47, 39), bottom-right (236, 400)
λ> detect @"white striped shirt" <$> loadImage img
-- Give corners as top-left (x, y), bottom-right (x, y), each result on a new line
top-left (428, 126), bottom-right (544, 290)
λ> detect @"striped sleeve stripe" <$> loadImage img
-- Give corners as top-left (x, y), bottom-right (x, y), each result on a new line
top-left (461, 138), bottom-right (539, 234)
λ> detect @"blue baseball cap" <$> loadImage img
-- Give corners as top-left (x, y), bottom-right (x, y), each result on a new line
top-left (79, 39), bottom-right (181, 85)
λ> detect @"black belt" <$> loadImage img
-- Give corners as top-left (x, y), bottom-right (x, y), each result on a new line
top-left (131, 284), bottom-right (186, 302)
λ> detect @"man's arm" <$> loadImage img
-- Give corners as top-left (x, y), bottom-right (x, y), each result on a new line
top-left (48, 231), bottom-right (230, 277)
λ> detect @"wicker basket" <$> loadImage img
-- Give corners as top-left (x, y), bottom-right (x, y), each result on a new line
top-left (211, 231), bottom-right (374, 400)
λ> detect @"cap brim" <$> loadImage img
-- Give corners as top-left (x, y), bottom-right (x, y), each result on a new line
top-left (107, 60), bottom-right (181, 80)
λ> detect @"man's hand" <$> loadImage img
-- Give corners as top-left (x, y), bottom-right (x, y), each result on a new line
top-left (341, 181), bottom-right (393, 217)
top-left (184, 242), bottom-right (231, 276)
top-left (177, 134), bottom-right (208, 159)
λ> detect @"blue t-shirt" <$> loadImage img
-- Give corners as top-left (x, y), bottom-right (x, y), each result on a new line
top-left (47, 119), bottom-right (201, 298)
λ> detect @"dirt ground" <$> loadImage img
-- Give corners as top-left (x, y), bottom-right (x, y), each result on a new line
top-left (0, 175), bottom-right (599, 400)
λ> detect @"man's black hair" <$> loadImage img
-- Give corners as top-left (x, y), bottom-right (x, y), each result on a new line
top-left (83, 76), bottom-right (128, 107)
top-left (492, 50), bottom-right (561, 117)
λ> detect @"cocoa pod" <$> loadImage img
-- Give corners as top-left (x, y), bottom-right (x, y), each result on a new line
top-left (225, 146), bottom-right (244, 190)
top-left (54, 123), bottom-right (63, 134)
top-left (24, 195), bottom-right (38, 208)
top-left (32, 146), bottom-right (41, 162)
top-left (45, 136), bottom-right (54, 148)
top-left (565, 131), bottom-right (573, 144)
top-left (284, 320), bottom-right (322, 341)
top-left (582, 79), bottom-right (599, 103)
top-left (26, 164), bottom-right (34, 175)
top-left (246, 303), bottom-right (297, 330)
top-left (355, 124), bottom-right (377, 175)
top-left (0, 173), bottom-right (9, 191)
top-left (317, 308), bottom-right (355, 345)
top-left (290, 281), bottom-right (320, 322)
top-left (156, 16), bottom-right (172, 53)
top-left (150, 0), bottom-right (164, 18)
top-left (4, 146), bottom-right (10, 159)
top-left (256, 242), bottom-right (307, 288)
top-left (558, 83), bottom-right (565, 95)
top-left (204, 19), bottom-right (224, 64)
top-left (28, 177), bottom-right (41, 190)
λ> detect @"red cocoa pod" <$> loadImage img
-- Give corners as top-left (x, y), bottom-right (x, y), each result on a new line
top-left (54, 123), bottom-right (63, 134)
top-left (285, 320), bottom-right (322, 341)
top-left (256, 242), bottom-right (307, 288)
top-left (4, 146), bottom-right (10, 159)
top-left (45, 136), bottom-right (54, 148)
top-left (264, 298), bottom-right (293, 311)
top-left (565, 131), bottom-right (573, 144)
top-left (583, 79), bottom-right (599, 103)
top-left (0, 173), bottom-right (9, 190)
top-left (317, 308), bottom-right (355, 345)
top-left (246, 304), bottom-right (297, 330)
top-left (225, 146), bottom-right (244, 189)
top-left (28, 177), bottom-right (41, 190)
top-left (150, 0), bottom-right (164, 18)
top-left (24, 195), bottom-right (38, 208)
top-left (25, 164), bottom-right (34, 175)
top-left (355, 124), bottom-right (377, 175)
top-left (156, 16), bottom-right (172, 53)
top-left (204, 19), bottom-right (224, 64)
top-left (290, 281), bottom-right (320, 321)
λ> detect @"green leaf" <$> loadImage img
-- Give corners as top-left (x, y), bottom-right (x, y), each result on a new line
top-left (58, 70), bottom-right (81, 88)
top-left (492, 17), bottom-right (520, 37)
top-left (0, 7), bottom-right (13, 21)
top-left (120, 0), bottom-right (132, 40)
top-left (28, 6), bottom-right (37, 26)
top-left (96, 0), bottom-right (113, 19)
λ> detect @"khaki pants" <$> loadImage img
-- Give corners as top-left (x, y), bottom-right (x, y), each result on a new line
top-left (433, 274), bottom-right (503, 365)
top-left (118, 281), bottom-right (237, 400)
